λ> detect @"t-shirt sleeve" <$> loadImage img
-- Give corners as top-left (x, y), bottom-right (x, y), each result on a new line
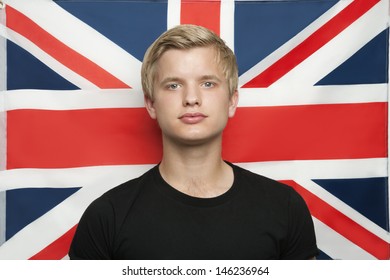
top-left (68, 197), bottom-right (115, 260)
top-left (281, 189), bottom-right (318, 259)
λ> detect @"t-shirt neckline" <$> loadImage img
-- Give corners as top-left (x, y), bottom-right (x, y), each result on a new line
top-left (151, 161), bottom-right (240, 207)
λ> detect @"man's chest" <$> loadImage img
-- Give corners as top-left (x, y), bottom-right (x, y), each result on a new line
top-left (111, 201), bottom-right (286, 259)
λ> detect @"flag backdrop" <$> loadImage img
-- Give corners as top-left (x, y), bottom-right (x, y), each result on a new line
top-left (0, 0), bottom-right (389, 260)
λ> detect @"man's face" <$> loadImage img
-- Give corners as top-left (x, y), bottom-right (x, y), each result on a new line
top-left (145, 46), bottom-right (238, 146)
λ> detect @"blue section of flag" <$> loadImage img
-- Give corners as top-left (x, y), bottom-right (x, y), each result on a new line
top-left (317, 250), bottom-right (332, 260)
top-left (316, 28), bottom-right (389, 85)
top-left (57, 1), bottom-right (168, 62)
top-left (5, 187), bottom-right (81, 240)
top-left (6, 41), bottom-right (78, 90)
top-left (314, 178), bottom-right (389, 231)
top-left (234, 0), bottom-right (337, 75)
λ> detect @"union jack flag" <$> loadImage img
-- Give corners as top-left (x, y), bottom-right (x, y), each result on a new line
top-left (0, 0), bottom-right (389, 260)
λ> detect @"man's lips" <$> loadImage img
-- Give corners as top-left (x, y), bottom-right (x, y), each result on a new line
top-left (179, 113), bottom-right (207, 124)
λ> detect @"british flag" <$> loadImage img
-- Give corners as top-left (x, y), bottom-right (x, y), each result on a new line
top-left (0, 0), bottom-right (389, 260)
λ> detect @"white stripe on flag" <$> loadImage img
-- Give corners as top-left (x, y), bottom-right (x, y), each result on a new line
top-left (238, 158), bottom-right (388, 181)
top-left (167, 0), bottom-right (181, 30)
top-left (5, 0), bottom-right (142, 89)
top-left (238, 84), bottom-right (388, 107)
top-left (274, 0), bottom-right (388, 88)
top-left (238, 0), bottom-right (352, 87)
top-left (295, 178), bottom-right (390, 244)
top-left (0, 185), bottom-right (114, 259)
top-left (2, 28), bottom-right (99, 89)
top-left (4, 89), bottom-right (145, 111)
top-left (220, 0), bottom-right (235, 52)
top-left (0, 165), bottom-right (152, 259)
top-left (313, 217), bottom-right (377, 260)
top-left (0, 165), bottom-right (153, 191)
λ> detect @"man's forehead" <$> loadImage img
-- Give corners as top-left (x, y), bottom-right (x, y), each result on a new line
top-left (155, 47), bottom-right (222, 73)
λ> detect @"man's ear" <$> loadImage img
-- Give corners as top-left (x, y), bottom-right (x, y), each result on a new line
top-left (144, 95), bottom-right (157, 119)
top-left (228, 90), bottom-right (239, 118)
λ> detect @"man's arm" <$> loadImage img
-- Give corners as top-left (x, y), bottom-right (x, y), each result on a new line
top-left (282, 188), bottom-right (318, 260)
top-left (69, 198), bottom-right (114, 260)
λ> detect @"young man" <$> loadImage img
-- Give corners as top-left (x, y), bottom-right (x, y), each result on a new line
top-left (69, 24), bottom-right (318, 260)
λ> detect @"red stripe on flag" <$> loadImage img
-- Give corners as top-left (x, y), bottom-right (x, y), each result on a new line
top-left (29, 225), bottom-right (77, 260)
top-left (7, 108), bottom-right (162, 169)
top-left (242, 0), bottom-right (381, 88)
top-left (181, 0), bottom-right (221, 35)
top-left (6, 5), bottom-right (130, 89)
top-left (222, 102), bottom-right (387, 162)
top-left (7, 102), bottom-right (386, 169)
top-left (282, 180), bottom-right (390, 260)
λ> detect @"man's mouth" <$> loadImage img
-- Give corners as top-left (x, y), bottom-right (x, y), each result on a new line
top-left (179, 113), bottom-right (207, 124)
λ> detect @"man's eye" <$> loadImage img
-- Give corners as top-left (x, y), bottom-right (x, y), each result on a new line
top-left (167, 84), bottom-right (180, 90)
top-left (203, 82), bottom-right (215, 88)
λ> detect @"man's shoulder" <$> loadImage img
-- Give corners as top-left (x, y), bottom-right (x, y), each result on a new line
top-left (229, 162), bottom-right (305, 207)
top-left (92, 165), bottom-right (157, 207)
top-left (231, 163), bottom-right (291, 192)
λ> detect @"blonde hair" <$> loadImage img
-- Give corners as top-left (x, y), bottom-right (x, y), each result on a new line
top-left (141, 24), bottom-right (238, 100)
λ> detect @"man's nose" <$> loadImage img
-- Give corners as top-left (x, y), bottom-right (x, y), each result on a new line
top-left (183, 85), bottom-right (201, 106)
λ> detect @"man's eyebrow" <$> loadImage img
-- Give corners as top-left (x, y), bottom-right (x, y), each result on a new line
top-left (158, 77), bottom-right (182, 85)
top-left (200, 75), bottom-right (222, 82)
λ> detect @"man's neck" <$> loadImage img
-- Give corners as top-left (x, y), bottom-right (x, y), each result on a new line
top-left (159, 139), bottom-right (233, 198)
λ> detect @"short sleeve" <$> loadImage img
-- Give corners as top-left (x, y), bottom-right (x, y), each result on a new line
top-left (281, 189), bottom-right (318, 259)
top-left (68, 197), bottom-right (116, 260)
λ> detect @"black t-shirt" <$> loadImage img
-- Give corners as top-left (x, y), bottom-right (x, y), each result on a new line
top-left (69, 162), bottom-right (318, 259)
